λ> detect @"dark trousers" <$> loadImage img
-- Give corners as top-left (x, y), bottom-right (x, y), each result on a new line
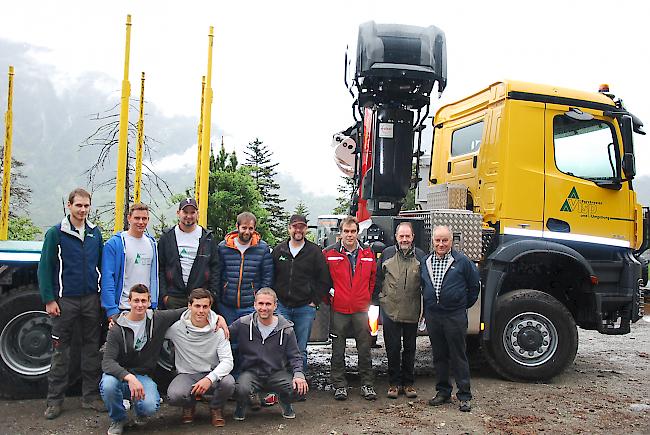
top-left (165, 295), bottom-right (188, 309)
top-left (382, 312), bottom-right (417, 387)
top-left (424, 308), bottom-right (472, 402)
top-left (48, 293), bottom-right (102, 405)
top-left (329, 309), bottom-right (373, 388)
top-left (235, 370), bottom-right (294, 404)
top-left (167, 373), bottom-right (235, 409)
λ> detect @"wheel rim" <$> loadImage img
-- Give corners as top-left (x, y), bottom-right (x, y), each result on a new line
top-left (502, 311), bottom-right (558, 367)
top-left (0, 310), bottom-right (53, 376)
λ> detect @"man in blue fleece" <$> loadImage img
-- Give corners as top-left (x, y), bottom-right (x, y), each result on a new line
top-left (101, 203), bottom-right (159, 322)
top-left (421, 225), bottom-right (480, 413)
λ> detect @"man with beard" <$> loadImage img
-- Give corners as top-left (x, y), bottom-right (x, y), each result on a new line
top-left (272, 214), bottom-right (330, 372)
top-left (158, 198), bottom-right (221, 309)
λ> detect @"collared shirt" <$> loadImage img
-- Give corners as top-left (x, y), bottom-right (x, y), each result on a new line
top-left (430, 251), bottom-right (453, 303)
top-left (340, 242), bottom-right (361, 275)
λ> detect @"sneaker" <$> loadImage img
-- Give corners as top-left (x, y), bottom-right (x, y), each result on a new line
top-left (82, 398), bottom-right (107, 412)
top-left (107, 420), bottom-right (125, 435)
top-left (360, 385), bottom-right (377, 401)
top-left (233, 403), bottom-right (247, 421)
top-left (428, 394), bottom-right (451, 406)
top-left (333, 387), bottom-right (348, 401)
top-left (403, 386), bottom-right (418, 398)
top-left (44, 404), bottom-right (62, 420)
top-left (132, 415), bottom-right (148, 427)
top-left (280, 401), bottom-right (296, 419)
top-left (459, 400), bottom-right (472, 412)
top-left (181, 405), bottom-right (195, 424)
top-left (386, 386), bottom-right (399, 399)
top-left (262, 392), bottom-right (278, 406)
top-left (249, 393), bottom-right (261, 411)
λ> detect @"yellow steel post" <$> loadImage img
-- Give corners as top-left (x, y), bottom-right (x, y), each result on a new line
top-left (134, 72), bottom-right (145, 204)
top-left (198, 27), bottom-right (214, 227)
top-left (0, 66), bottom-right (15, 240)
top-left (114, 14), bottom-right (132, 233)
top-left (194, 75), bottom-right (206, 200)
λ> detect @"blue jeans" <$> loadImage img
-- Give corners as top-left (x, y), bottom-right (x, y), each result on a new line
top-left (99, 373), bottom-right (160, 422)
top-left (277, 302), bottom-right (317, 371)
top-left (219, 304), bottom-right (255, 327)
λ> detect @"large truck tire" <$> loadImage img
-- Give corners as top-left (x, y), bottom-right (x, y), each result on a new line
top-left (483, 289), bottom-right (578, 381)
top-left (0, 286), bottom-right (52, 399)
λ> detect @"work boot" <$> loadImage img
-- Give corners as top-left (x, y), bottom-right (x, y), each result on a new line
top-left (81, 397), bottom-right (107, 412)
top-left (360, 385), bottom-right (377, 401)
top-left (44, 403), bottom-right (62, 420)
top-left (459, 400), bottom-right (472, 412)
top-left (181, 405), bottom-right (195, 424)
top-left (428, 393), bottom-right (451, 406)
top-left (210, 408), bottom-right (225, 427)
top-left (386, 386), bottom-right (399, 399)
top-left (333, 387), bottom-right (348, 401)
top-left (403, 386), bottom-right (418, 398)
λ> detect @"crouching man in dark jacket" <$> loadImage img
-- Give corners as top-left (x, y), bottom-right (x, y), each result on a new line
top-left (229, 288), bottom-right (308, 421)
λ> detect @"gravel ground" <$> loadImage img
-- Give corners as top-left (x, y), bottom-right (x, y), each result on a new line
top-left (1, 318), bottom-right (649, 434)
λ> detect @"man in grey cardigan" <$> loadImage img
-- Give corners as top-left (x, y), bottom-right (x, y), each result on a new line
top-left (165, 288), bottom-right (235, 427)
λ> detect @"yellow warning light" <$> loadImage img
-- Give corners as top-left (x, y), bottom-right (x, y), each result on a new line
top-left (480, 322), bottom-right (485, 331)
top-left (598, 84), bottom-right (610, 93)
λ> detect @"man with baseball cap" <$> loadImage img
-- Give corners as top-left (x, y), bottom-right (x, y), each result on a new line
top-left (158, 198), bottom-right (221, 309)
top-left (272, 214), bottom-right (330, 372)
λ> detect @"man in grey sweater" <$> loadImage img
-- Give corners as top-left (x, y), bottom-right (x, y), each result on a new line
top-left (165, 288), bottom-right (235, 427)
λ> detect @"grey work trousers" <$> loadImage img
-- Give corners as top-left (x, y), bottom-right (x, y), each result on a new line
top-left (167, 372), bottom-right (235, 409)
top-left (47, 293), bottom-right (102, 405)
top-left (329, 309), bottom-right (374, 388)
top-left (235, 370), bottom-right (295, 404)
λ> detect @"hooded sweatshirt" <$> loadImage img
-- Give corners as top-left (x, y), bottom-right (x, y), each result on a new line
top-left (165, 309), bottom-right (233, 383)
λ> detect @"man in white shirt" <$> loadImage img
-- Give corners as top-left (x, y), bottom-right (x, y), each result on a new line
top-left (165, 288), bottom-right (235, 427)
top-left (158, 198), bottom-right (221, 309)
top-left (101, 203), bottom-right (159, 321)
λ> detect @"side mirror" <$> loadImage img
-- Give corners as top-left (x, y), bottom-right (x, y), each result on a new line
top-left (622, 152), bottom-right (636, 180)
top-left (621, 116), bottom-right (636, 179)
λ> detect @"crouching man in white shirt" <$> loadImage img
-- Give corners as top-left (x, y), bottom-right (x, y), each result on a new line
top-left (165, 288), bottom-right (235, 427)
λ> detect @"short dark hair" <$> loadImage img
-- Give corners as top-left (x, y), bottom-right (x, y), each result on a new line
top-left (188, 288), bottom-right (213, 305)
top-left (128, 283), bottom-right (150, 299)
top-left (237, 211), bottom-right (257, 226)
top-left (255, 287), bottom-right (277, 303)
top-left (68, 188), bottom-right (91, 204)
top-left (339, 216), bottom-right (359, 232)
top-left (128, 203), bottom-right (149, 216)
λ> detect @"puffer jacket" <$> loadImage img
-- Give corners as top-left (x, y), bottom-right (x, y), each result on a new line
top-left (421, 249), bottom-right (480, 314)
top-left (323, 241), bottom-right (376, 314)
top-left (217, 231), bottom-right (273, 309)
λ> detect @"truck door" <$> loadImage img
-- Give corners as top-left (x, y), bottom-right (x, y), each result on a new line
top-left (543, 104), bottom-right (633, 247)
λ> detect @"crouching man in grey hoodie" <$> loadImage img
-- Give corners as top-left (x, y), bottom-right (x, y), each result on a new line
top-left (230, 287), bottom-right (308, 421)
top-left (165, 288), bottom-right (235, 427)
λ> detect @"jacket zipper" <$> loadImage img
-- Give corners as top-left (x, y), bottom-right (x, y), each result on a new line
top-left (237, 249), bottom-right (245, 308)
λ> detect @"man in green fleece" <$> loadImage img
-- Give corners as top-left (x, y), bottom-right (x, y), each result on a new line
top-left (165, 288), bottom-right (235, 427)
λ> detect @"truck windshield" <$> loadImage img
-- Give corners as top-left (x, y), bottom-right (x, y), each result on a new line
top-left (553, 116), bottom-right (618, 180)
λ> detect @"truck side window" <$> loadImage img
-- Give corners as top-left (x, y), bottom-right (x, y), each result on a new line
top-left (553, 116), bottom-right (618, 179)
top-left (450, 121), bottom-right (483, 157)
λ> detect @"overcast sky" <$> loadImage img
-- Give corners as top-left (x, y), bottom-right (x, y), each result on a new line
top-left (1, 0), bottom-right (649, 197)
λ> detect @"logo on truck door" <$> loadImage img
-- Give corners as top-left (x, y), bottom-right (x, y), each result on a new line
top-left (560, 187), bottom-right (603, 218)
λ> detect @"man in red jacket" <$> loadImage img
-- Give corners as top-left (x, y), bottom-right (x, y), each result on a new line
top-left (323, 216), bottom-right (377, 401)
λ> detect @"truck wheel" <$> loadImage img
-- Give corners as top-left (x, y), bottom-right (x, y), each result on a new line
top-left (484, 289), bottom-right (578, 381)
top-left (0, 286), bottom-right (52, 399)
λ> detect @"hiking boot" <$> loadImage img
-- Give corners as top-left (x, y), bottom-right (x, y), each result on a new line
top-left (82, 398), bottom-right (107, 412)
top-left (44, 404), bottom-right (62, 420)
top-left (459, 400), bottom-right (472, 412)
top-left (210, 408), bottom-right (225, 427)
top-left (428, 394), bottom-right (451, 406)
top-left (280, 401), bottom-right (296, 419)
top-left (403, 386), bottom-right (418, 398)
top-left (333, 387), bottom-right (348, 401)
top-left (386, 386), bottom-right (399, 399)
top-left (360, 385), bottom-right (377, 401)
top-left (233, 402), bottom-right (247, 421)
top-left (181, 405), bottom-right (195, 424)
top-left (107, 420), bottom-right (125, 435)
top-left (249, 393), bottom-right (261, 411)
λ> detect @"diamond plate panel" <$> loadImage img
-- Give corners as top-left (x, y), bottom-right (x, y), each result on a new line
top-left (427, 183), bottom-right (468, 209)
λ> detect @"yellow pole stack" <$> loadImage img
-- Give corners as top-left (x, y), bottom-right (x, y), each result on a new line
top-left (0, 66), bottom-right (15, 240)
top-left (198, 27), bottom-right (214, 227)
top-left (134, 72), bottom-right (145, 204)
top-left (194, 75), bottom-right (206, 200)
top-left (114, 14), bottom-right (132, 233)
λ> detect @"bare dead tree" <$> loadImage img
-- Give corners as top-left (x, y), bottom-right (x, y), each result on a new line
top-left (0, 154), bottom-right (33, 218)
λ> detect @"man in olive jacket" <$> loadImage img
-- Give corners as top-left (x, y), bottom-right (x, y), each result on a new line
top-left (373, 222), bottom-right (426, 399)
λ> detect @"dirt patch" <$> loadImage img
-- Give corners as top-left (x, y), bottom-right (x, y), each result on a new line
top-left (1, 320), bottom-right (649, 434)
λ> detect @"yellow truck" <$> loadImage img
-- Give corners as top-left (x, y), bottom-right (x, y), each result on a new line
top-left (411, 80), bottom-right (647, 380)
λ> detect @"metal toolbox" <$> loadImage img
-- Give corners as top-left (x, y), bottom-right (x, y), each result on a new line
top-left (427, 183), bottom-right (468, 210)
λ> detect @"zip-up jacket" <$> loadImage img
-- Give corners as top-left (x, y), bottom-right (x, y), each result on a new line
top-left (323, 241), bottom-right (376, 314)
top-left (158, 225), bottom-right (221, 305)
top-left (373, 245), bottom-right (426, 323)
top-left (217, 231), bottom-right (273, 309)
top-left (101, 232), bottom-right (159, 319)
top-left (272, 239), bottom-right (330, 307)
top-left (229, 312), bottom-right (304, 380)
top-left (38, 216), bottom-right (103, 303)
top-left (102, 308), bottom-right (185, 380)
top-left (421, 249), bottom-right (480, 314)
